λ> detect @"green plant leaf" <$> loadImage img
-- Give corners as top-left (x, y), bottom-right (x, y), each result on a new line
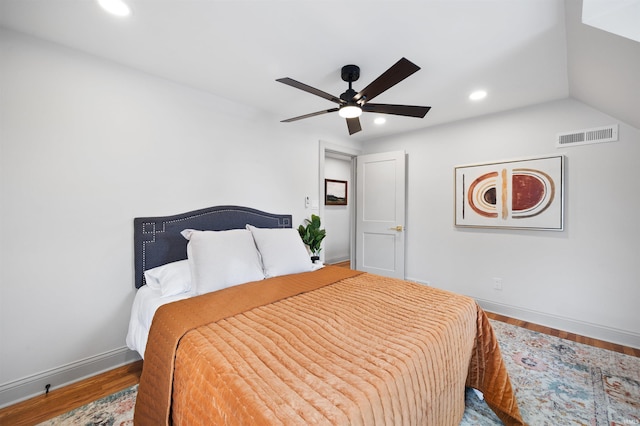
top-left (298, 215), bottom-right (326, 255)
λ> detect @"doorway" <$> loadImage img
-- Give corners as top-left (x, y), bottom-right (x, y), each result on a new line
top-left (319, 141), bottom-right (359, 268)
top-left (319, 142), bottom-right (406, 278)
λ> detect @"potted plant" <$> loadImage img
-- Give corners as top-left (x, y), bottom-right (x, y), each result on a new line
top-left (298, 214), bottom-right (326, 263)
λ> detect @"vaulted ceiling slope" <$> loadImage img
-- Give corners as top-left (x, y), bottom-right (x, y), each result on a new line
top-left (565, 0), bottom-right (640, 131)
top-left (0, 0), bottom-right (638, 140)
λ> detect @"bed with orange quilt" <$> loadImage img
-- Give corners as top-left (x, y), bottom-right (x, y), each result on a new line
top-left (130, 206), bottom-right (524, 425)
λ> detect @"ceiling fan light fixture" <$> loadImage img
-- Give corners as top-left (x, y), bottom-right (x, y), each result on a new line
top-left (338, 104), bottom-right (362, 119)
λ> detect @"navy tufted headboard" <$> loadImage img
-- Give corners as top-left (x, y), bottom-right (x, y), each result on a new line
top-left (133, 205), bottom-right (292, 288)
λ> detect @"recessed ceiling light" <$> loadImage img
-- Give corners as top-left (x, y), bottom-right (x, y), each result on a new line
top-left (469, 90), bottom-right (487, 101)
top-left (374, 117), bottom-right (386, 125)
top-left (98, 0), bottom-right (131, 17)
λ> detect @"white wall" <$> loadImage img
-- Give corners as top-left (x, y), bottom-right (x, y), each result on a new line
top-left (0, 29), bottom-right (353, 406)
top-left (364, 98), bottom-right (640, 348)
top-left (323, 156), bottom-right (352, 263)
top-left (2, 25), bottom-right (639, 408)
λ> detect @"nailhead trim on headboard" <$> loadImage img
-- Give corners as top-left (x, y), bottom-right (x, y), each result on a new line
top-left (133, 206), bottom-right (292, 288)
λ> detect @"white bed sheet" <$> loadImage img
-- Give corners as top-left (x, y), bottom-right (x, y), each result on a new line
top-left (126, 286), bottom-right (195, 358)
top-left (126, 263), bottom-right (326, 358)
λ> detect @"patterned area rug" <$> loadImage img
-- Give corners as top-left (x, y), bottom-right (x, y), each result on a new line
top-left (39, 320), bottom-right (640, 425)
top-left (38, 385), bottom-right (137, 425)
top-left (462, 321), bottom-right (640, 425)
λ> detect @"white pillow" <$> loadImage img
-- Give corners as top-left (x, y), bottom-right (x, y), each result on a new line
top-left (181, 229), bottom-right (265, 295)
top-left (247, 225), bottom-right (313, 278)
top-left (144, 260), bottom-right (192, 297)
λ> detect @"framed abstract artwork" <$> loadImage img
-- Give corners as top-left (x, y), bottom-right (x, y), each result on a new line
top-left (325, 179), bottom-right (348, 205)
top-left (455, 155), bottom-right (564, 230)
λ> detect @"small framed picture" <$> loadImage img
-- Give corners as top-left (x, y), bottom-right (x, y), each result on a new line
top-left (325, 179), bottom-right (348, 205)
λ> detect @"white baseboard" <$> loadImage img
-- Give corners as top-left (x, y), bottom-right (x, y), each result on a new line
top-left (325, 256), bottom-right (350, 265)
top-left (0, 347), bottom-right (141, 409)
top-left (476, 298), bottom-right (640, 350)
top-left (405, 276), bottom-right (431, 286)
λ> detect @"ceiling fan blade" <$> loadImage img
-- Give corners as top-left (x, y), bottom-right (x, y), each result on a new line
top-left (353, 58), bottom-right (420, 103)
top-left (346, 117), bottom-right (362, 135)
top-left (281, 108), bottom-right (339, 123)
top-left (363, 103), bottom-right (431, 118)
top-left (276, 77), bottom-right (343, 104)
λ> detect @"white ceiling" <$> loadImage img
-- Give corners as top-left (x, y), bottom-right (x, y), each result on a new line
top-left (1, 0), bottom-right (638, 141)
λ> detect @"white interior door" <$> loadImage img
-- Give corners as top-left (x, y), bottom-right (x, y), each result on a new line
top-left (355, 151), bottom-right (406, 278)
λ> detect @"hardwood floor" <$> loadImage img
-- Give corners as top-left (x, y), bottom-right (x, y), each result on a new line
top-left (1, 294), bottom-right (637, 425)
top-left (0, 361), bottom-right (142, 426)
top-left (485, 312), bottom-right (640, 357)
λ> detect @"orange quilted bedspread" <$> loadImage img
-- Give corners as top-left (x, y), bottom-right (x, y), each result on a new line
top-left (134, 266), bottom-right (524, 425)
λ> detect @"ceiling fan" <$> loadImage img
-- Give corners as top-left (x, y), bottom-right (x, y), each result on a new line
top-left (276, 57), bottom-right (431, 135)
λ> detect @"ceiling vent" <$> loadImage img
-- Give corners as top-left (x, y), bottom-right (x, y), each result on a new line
top-left (557, 124), bottom-right (618, 148)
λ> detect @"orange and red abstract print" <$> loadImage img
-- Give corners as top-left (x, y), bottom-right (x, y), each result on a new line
top-left (455, 155), bottom-right (563, 230)
top-left (467, 171), bottom-right (499, 218)
top-left (511, 168), bottom-right (555, 218)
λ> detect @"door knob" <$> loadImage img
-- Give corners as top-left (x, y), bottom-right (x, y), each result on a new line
top-left (390, 225), bottom-right (403, 231)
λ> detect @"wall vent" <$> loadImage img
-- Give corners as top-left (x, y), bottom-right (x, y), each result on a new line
top-left (557, 124), bottom-right (618, 148)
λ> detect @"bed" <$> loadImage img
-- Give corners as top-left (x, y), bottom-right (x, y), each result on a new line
top-left (128, 205), bottom-right (524, 425)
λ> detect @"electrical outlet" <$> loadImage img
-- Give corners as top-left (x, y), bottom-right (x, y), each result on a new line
top-left (305, 196), bottom-right (310, 208)
top-left (493, 277), bottom-right (503, 291)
